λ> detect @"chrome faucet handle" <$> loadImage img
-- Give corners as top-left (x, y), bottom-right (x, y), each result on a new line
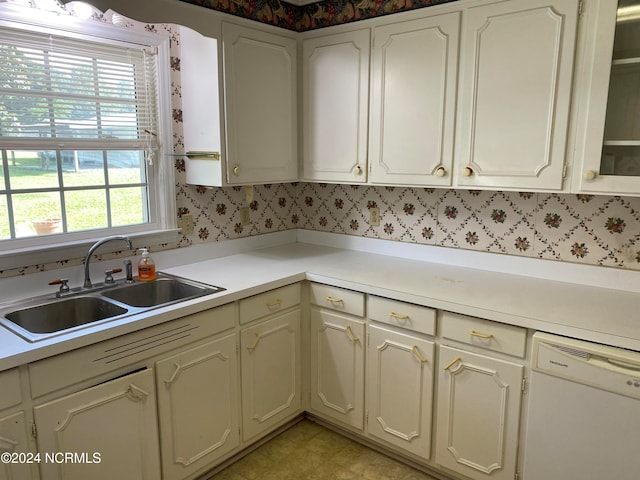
top-left (49, 279), bottom-right (70, 297)
top-left (104, 268), bottom-right (122, 284)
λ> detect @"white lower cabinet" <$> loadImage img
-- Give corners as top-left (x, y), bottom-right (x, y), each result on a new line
top-left (0, 368), bottom-right (31, 480)
top-left (366, 324), bottom-right (434, 460)
top-left (310, 307), bottom-right (365, 430)
top-left (240, 310), bottom-right (301, 441)
top-left (156, 334), bottom-right (239, 480)
top-left (33, 368), bottom-right (160, 480)
top-left (435, 345), bottom-right (524, 480)
top-left (0, 411), bottom-right (32, 480)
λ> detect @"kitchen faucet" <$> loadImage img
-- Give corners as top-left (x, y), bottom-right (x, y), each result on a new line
top-left (83, 236), bottom-right (133, 288)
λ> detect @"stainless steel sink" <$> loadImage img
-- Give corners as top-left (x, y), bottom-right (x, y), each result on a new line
top-left (4, 296), bottom-right (128, 334)
top-left (101, 276), bottom-right (221, 307)
top-left (0, 273), bottom-right (224, 342)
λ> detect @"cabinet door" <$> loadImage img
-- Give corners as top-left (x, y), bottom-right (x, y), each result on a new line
top-left (222, 23), bottom-right (297, 184)
top-left (436, 346), bottom-right (524, 480)
top-left (310, 308), bottom-right (365, 429)
top-left (455, 0), bottom-right (579, 190)
top-left (180, 26), bottom-right (224, 187)
top-left (240, 310), bottom-right (301, 441)
top-left (369, 13), bottom-right (459, 186)
top-left (156, 334), bottom-right (239, 480)
top-left (367, 325), bottom-right (434, 460)
top-left (0, 412), bottom-right (32, 480)
top-left (34, 369), bottom-right (160, 480)
top-left (302, 30), bottom-right (370, 183)
top-left (572, 1), bottom-right (640, 194)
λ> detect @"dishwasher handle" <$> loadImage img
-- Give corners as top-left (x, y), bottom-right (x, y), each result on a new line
top-left (607, 358), bottom-right (640, 372)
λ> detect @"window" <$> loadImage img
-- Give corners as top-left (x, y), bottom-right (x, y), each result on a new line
top-left (0, 6), bottom-right (174, 264)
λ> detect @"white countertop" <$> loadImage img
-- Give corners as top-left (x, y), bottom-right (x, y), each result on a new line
top-left (1, 232), bottom-right (639, 371)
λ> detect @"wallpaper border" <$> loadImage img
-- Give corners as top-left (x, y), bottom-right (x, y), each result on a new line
top-left (178, 0), bottom-right (457, 31)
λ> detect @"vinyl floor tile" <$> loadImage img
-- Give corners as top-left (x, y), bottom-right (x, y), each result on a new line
top-left (212, 420), bottom-right (440, 480)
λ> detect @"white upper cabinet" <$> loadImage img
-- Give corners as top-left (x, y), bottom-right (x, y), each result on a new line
top-left (571, 1), bottom-right (640, 195)
top-left (222, 22), bottom-right (298, 184)
top-left (454, 0), bottom-right (579, 191)
top-left (302, 30), bottom-right (370, 183)
top-left (369, 13), bottom-right (460, 186)
top-left (180, 23), bottom-right (298, 186)
top-left (180, 26), bottom-right (225, 187)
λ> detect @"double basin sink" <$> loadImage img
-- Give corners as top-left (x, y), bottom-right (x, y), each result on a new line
top-left (0, 273), bottom-right (225, 342)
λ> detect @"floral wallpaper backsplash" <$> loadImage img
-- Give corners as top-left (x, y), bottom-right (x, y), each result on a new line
top-left (3, 5), bottom-right (640, 281)
top-left (295, 184), bottom-right (640, 268)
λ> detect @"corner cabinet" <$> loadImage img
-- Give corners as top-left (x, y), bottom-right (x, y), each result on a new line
top-left (33, 369), bottom-right (161, 480)
top-left (309, 284), bottom-right (366, 429)
top-left (302, 30), bottom-right (370, 183)
top-left (155, 334), bottom-right (239, 480)
top-left (454, 0), bottom-right (580, 191)
top-left (222, 22), bottom-right (298, 184)
top-left (369, 13), bottom-right (460, 186)
top-left (239, 284), bottom-right (302, 442)
top-left (572, 1), bottom-right (640, 195)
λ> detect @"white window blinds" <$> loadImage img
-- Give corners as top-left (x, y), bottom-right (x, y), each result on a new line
top-left (0, 26), bottom-right (158, 151)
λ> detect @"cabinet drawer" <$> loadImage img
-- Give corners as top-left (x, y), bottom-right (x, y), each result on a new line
top-left (239, 283), bottom-right (300, 325)
top-left (368, 296), bottom-right (436, 336)
top-left (309, 283), bottom-right (365, 317)
top-left (0, 368), bottom-right (21, 410)
top-left (441, 311), bottom-right (526, 358)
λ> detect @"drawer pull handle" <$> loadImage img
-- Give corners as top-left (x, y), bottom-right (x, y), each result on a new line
top-left (266, 299), bottom-right (282, 308)
top-left (164, 363), bottom-right (182, 386)
top-left (390, 312), bottom-right (409, 320)
top-left (247, 333), bottom-right (262, 352)
top-left (412, 345), bottom-right (428, 364)
top-left (345, 325), bottom-right (359, 343)
top-left (444, 356), bottom-right (462, 371)
top-left (470, 330), bottom-right (494, 339)
top-left (326, 296), bottom-right (344, 304)
top-left (126, 383), bottom-right (150, 403)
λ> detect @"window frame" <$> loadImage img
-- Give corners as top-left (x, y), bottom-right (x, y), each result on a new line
top-left (0, 3), bottom-right (177, 270)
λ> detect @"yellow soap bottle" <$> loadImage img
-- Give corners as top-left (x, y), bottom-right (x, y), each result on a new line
top-left (137, 248), bottom-right (156, 281)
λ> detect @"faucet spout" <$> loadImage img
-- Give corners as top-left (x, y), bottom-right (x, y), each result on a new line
top-left (83, 236), bottom-right (133, 288)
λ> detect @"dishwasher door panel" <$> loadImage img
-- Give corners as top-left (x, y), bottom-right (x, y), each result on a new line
top-left (523, 333), bottom-right (640, 480)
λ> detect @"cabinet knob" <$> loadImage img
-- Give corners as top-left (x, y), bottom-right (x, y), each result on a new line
top-left (435, 166), bottom-right (447, 177)
top-left (353, 164), bottom-right (363, 175)
top-left (462, 166), bottom-right (474, 177)
top-left (583, 170), bottom-right (597, 181)
top-left (233, 165), bottom-right (240, 176)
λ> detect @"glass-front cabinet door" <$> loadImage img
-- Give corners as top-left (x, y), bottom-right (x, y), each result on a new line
top-left (574, 1), bottom-right (640, 194)
top-left (601, 2), bottom-right (640, 176)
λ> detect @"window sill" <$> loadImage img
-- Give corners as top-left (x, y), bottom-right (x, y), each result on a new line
top-left (0, 229), bottom-right (180, 272)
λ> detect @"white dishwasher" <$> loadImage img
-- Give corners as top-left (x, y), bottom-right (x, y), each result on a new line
top-left (522, 332), bottom-right (640, 480)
